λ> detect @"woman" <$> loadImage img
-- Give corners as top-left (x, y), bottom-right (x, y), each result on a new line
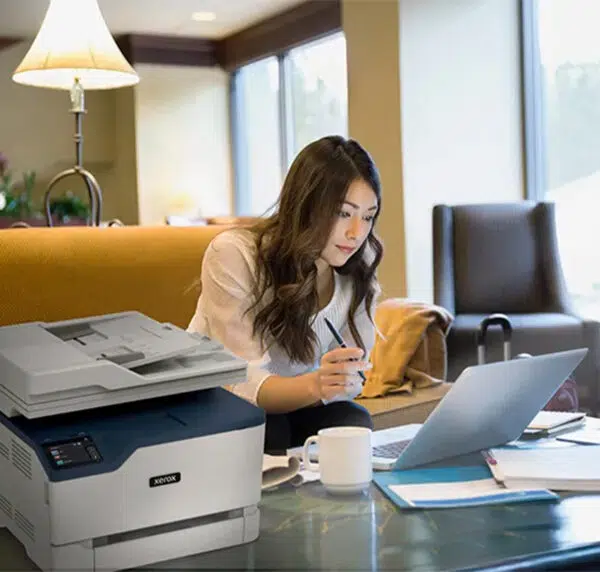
top-left (188, 135), bottom-right (384, 453)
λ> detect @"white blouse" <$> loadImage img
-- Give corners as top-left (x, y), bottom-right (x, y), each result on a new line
top-left (187, 229), bottom-right (377, 406)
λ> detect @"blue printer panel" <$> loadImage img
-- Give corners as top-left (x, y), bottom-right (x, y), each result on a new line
top-left (44, 435), bottom-right (102, 470)
top-left (1, 387), bottom-right (265, 482)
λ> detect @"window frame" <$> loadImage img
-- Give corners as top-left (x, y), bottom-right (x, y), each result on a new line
top-left (521, 0), bottom-right (549, 201)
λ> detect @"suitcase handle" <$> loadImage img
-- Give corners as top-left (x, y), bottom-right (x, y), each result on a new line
top-left (477, 313), bottom-right (512, 364)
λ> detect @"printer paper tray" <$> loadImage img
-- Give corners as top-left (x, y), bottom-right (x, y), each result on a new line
top-left (92, 506), bottom-right (259, 572)
top-left (0, 369), bottom-right (244, 418)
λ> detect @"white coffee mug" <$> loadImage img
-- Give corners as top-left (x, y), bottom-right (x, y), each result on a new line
top-left (302, 426), bottom-right (372, 494)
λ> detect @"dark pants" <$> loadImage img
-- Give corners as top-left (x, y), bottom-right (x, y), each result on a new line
top-left (264, 401), bottom-right (373, 454)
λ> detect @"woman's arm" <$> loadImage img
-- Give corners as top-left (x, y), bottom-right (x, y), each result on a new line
top-left (256, 371), bottom-right (320, 413)
top-left (256, 346), bottom-right (369, 414)
top-left (255, 286), bottom-right (381, 413)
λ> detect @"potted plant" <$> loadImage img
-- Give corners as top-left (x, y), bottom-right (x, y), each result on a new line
top-left (0, 153), bottom-right (40, 226)
top-left (49, 191), bottom-right (90, 225)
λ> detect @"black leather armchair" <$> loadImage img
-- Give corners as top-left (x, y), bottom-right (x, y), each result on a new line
top-left (433, 201), bottom-right (600, 414)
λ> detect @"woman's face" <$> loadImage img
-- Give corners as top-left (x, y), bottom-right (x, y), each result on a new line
top-left (319, 179), bottom-right (378, 268)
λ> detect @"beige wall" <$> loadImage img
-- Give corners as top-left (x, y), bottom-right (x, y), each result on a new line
top-left (134, 64), bottom-right (233, 226)
top-left (343, 0), bottom-right (524, 302)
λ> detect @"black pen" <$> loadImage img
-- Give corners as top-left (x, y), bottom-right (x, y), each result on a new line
top-left (324, 317), bottom-right (367, 382)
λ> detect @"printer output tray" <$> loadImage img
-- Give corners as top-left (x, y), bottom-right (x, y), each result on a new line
top-left (0, 365), bottom-right (245, 418)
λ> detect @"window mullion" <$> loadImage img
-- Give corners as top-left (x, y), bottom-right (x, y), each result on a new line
top-left (521, 0), bottom-right (547, 201)
top-left (230, 70), bottom-right (250, 215)
top-left (278, 53), bottom-right (295, 176)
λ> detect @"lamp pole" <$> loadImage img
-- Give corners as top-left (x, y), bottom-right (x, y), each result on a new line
top-left (43, 78), bottom-right (103, 227)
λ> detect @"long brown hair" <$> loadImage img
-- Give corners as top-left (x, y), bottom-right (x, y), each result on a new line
top-left (246, 135), bottom-right (383, 364)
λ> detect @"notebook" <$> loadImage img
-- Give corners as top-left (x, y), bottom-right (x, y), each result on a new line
top-left (261, 454), bottom-right (319, 490)
top-left (484, 443), bottom-right (600, 491)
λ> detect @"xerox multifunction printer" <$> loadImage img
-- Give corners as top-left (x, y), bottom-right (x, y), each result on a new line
top-left (0, 311), bottom-right (265, 572)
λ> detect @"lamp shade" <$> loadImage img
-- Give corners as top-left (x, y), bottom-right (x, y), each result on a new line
top-left (12, 0), bottom-right (139, 90)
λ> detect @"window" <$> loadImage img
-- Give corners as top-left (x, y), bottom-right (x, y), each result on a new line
top-left (287, 34), bottom-right (349, 159)
top-left (232, 57), bottom-right (282, 217)
top-left (523, 0), bottom-right (600, 317)
top-left (232, 33), bottom-right (348, 216)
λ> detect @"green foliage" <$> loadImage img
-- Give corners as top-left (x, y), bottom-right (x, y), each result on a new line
top-left (0, 169), bottom-right (37, 218)
top-left (49, 191), bottom-right (90, 223)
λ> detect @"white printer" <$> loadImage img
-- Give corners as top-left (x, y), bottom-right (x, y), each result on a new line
top-left (0, 311), bottom-right (265, 572)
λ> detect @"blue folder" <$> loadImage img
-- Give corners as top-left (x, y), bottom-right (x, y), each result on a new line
top-left (373, 454), bottom-right (558, 509)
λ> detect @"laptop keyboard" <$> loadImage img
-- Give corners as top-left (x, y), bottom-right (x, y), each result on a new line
top-left (372, 439), bottom-right (412, 459)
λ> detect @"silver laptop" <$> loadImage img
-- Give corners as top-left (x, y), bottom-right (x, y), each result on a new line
top-left (371, 348), bottom-right (587, 471)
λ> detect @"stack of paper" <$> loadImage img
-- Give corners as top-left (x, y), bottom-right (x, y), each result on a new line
top-left (485, 444), bottom-right (600, 491)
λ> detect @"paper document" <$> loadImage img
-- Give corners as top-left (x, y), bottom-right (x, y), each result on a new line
top-left (557, 428), bottom-right (600, 445)
top-left (487, 444), bottom-right (600, 491)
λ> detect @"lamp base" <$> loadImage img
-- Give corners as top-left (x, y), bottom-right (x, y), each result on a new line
top-left (43, 165), bottom-right (102, 227)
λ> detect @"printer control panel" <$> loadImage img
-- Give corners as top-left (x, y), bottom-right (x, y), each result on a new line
top-left (43, 436), bottom-right (102, 470)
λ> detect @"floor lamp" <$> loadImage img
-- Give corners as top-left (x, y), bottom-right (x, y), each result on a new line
top-left (12, 0), bottom-right (139, 227)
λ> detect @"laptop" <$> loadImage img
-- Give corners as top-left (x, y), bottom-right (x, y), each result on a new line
top-left (370, 348), bottom-right (587, 471)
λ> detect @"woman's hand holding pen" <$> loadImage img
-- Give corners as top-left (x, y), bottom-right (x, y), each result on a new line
top-left (257, 346), bottom-right (370, 412)
top-left (311, 347), bottom-right (371, 401)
